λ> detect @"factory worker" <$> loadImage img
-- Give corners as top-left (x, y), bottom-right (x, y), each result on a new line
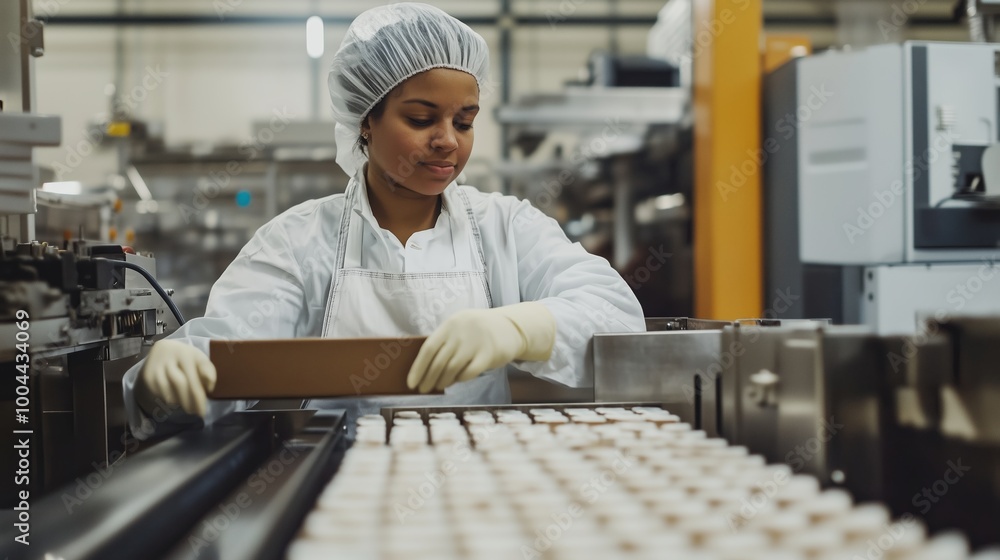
top-left (122, 2), bottom-right (645, 439)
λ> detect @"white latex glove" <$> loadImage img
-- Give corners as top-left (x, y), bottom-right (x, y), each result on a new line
top-left (406, 302), bottom-right (556, 394)
top-left (136, 339), bottom-right (217, 418)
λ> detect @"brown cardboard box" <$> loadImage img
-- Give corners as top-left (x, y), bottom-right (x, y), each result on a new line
top-left (209, 337), bottom-right (432, 398)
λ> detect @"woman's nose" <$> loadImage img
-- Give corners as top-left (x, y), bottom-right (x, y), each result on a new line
top-left (430, 126), bottom-right (458, 151)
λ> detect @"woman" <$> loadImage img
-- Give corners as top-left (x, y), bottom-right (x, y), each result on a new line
top-left (123, 3), bottom-right (645, 438)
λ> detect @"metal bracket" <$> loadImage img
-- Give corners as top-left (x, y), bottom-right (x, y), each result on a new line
top-left (25, 19), bottom-right (44, 57)
top-left (747, 368), bottom-right (780, 408)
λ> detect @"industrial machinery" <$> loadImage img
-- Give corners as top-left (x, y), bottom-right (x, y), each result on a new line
top-left (1, 0), bottom-right (174, 511)
top-left (766, 41), bottom-right (1000, 333)
top-left (958, 0), bottom-right (1000, 42)
top-left (496, 45), bottom-right (692, 319)
top-left (0, 410), bottom-right (347, 559)
top-left (719, 316), bottom-right (1000, 548)
top-left (4, 392), bottom-right (998, 558)
top-left (591, 316), bottom-right (1000, 549)
top-left (593, 318), bottom-right (831, 438)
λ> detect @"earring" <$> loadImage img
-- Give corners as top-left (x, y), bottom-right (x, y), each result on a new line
top-left (362, 132), bottom-right (370, 142)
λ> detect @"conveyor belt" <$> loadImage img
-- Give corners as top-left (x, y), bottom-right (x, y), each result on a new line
top-left (287, 404), bottom-right (996, 559)
top-left (0, 409), bottom-right (346, 560)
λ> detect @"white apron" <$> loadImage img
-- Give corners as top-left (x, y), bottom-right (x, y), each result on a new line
top-left (305, 175), bottom-right (511, 432)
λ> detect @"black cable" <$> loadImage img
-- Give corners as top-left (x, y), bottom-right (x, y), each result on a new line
top-left (92, 257), bottom-right (186, 325)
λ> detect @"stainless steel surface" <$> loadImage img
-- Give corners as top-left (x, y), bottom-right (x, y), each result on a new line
top-left (720, 322), bottom-right (900, 500)
top-left (645, 316), bottom-right (732, 331)
top-left (496, 86), bottom-right (688, 129)
top-left (719, 319), bottom-right (831, 446)
top-left (595, 318), bottom-right (834, 437)
top-left (612, 155), bottom-right (634, 269)
top-left (0, 0), bottom-right (27, 112)
top-left (507, 370), bottom-right (593, 404)
top-left (593, 330), bottom-right (717, 433)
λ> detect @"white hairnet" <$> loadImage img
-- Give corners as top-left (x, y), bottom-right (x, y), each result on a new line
top-left (329, 3), bottom-right (491, 176)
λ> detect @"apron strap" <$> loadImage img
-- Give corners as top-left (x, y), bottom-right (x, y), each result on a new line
top-left (324, 181), bottom-right (495, 338)
top-left (455, 187), bottom-right (494, 309)
top-left (321, 181), bottom-right (358, 337)
top-left (335, 181), bottom-right (356, 271)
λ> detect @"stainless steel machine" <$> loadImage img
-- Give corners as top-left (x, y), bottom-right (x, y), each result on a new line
top-left (1, 0), bottom-right (173, 511)
top-left (593, 315), bottom-right (1000, 549)
top-left (723, 316), bottom-right (1000, 547)
top-left (593, 317), bottom-right (830, 438)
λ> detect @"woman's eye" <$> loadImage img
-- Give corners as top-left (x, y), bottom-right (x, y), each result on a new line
top-left (409, 118), bottom-right (432, 126)
top-left (457, 122), bottom-right (474, 131)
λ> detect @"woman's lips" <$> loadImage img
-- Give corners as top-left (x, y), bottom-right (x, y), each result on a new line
top-left (420, 162), bottom-right (455, 178)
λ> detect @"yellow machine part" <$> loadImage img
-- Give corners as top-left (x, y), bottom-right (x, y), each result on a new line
top-left (693, 0), bottom-right (764, 320)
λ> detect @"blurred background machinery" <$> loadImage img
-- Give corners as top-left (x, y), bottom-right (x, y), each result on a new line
top-left (765, 40), bottom-right (1000, 332)
top-left (496, 48), bottom-right (693, 318)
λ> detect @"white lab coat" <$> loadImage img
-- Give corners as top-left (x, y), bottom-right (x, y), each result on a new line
top-left (122, 179), bottom-right (646, 439)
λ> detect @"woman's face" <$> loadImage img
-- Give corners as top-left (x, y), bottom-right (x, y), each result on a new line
top-left (362, 68), bottom-right (479, 197)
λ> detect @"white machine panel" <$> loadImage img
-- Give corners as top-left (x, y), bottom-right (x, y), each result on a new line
top-left (862, 261), bottom-right (1000, 334)
top-left (798, 44), bottom-right (905, 264)
top-left (798, 42), bottom-right (1000, 265)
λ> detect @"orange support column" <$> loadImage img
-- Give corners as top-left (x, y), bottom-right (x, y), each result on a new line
top-left (693, 0), bottom-right (764, 320)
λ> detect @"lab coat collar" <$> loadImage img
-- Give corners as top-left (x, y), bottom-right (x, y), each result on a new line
top-left (351, 165), bottom-right (455, 235)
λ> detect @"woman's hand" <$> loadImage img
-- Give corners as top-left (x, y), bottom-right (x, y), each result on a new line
top-left (136, 339), bottom-right (217, 417)
top-left (406, 302), bottom-right (556, 393)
